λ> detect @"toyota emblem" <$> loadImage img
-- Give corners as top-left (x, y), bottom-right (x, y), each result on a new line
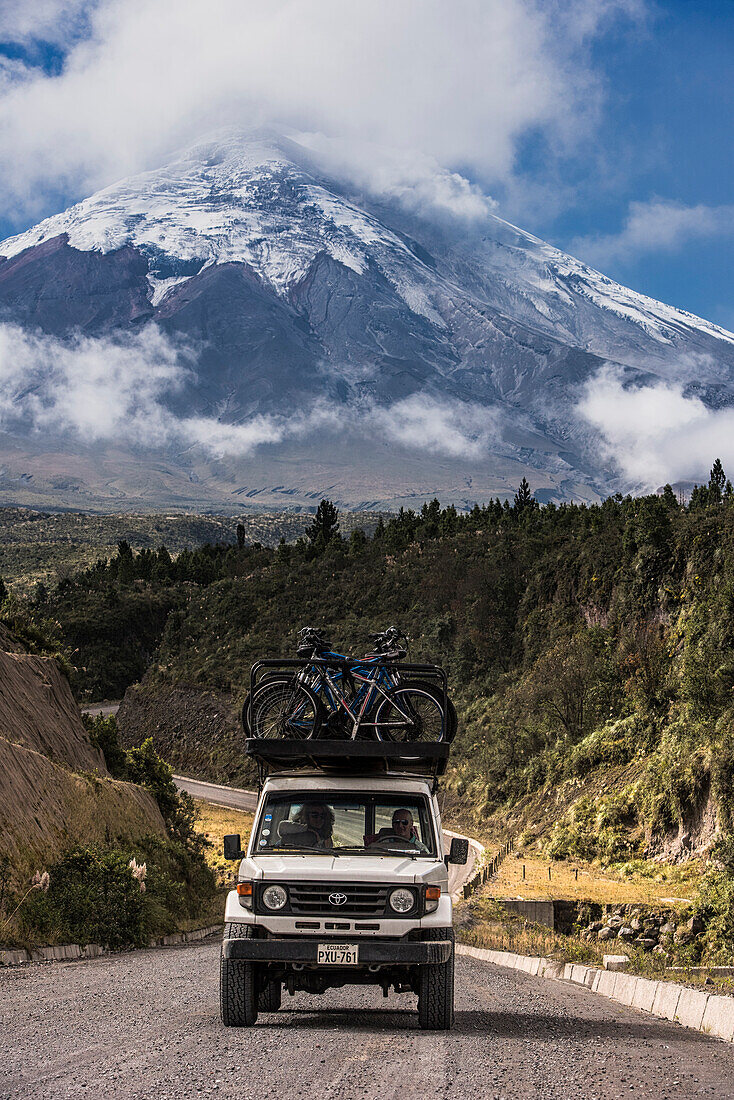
top-left (329, 892), bottom-right (348, 906)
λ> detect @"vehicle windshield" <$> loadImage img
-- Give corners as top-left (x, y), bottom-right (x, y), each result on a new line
top-left (252, 792), bottom-right (436, 857)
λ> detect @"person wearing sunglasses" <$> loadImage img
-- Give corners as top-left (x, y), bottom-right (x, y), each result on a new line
top-left (390, 809), bottom-right (428, 852)
top-left (292, 802), bottom-right (334, 848)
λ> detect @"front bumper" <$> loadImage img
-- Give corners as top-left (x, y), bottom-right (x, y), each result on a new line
top-left (222, 936), bottom-right (452, 965)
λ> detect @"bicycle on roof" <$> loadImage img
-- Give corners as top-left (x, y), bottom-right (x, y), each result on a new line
top-left (242, 626), bottom-right (456, 744)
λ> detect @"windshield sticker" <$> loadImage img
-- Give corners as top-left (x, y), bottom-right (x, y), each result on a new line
top-left (262, 829), bottom-right (270, 836)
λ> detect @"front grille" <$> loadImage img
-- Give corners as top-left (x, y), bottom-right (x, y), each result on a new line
top-left (289, 882), bottom-right (389, 916)
top-left (258, 882), bottom-right (418, 917)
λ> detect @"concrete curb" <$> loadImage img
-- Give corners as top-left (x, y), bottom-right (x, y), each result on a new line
top-left (457, 943), bottom-right (734, 1044)
top-left (0, 924), bottom-right (223, 967)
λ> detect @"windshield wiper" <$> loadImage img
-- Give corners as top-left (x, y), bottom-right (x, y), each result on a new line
top-left (375, 847), bottom-right (422, 858)
top-left (265, 846), bottom-right (342, 855)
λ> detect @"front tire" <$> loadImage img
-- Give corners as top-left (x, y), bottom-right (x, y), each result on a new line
top-left (220, 922), bottom-right (259, 1027)
top-left (418, 927), bottom-right (455, 1031)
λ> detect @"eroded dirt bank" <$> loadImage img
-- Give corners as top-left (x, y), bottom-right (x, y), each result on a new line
top-left (0, 629), bottom-right (164, 877)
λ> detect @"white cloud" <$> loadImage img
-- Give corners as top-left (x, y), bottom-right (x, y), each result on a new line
top-left (0, 0), bottom-right (97, 48)
top-left (0, 322), bottom-right (500, 461)
top-left (576, 366), bottom-right (734, 487)
top-left (0, 0), bottom-right (639, 219)
top-left (0, 322), bottom-right (188, 445)
top-left (371, 394), bottom-right (500, 459)
top-left (293, 134), bottom-right (497, 223)
top-left (570, 199), bottom-right (734, 268)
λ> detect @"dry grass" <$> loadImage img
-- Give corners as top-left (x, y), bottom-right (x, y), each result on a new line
top-left (192, 799), bottom-right (254, 887)
top-left (489, 850), bottom-right (700, 905)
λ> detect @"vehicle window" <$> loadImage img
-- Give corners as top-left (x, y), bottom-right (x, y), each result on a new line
top-left (252, 793), bottom-right (436, 856)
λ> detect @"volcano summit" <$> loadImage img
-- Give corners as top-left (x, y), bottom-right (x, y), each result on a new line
top-left (0, 131), bottom-right (732, 511)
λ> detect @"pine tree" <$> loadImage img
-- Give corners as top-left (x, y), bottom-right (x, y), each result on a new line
top-left (513, 477), bottom-right (534, 512)
top-left (305, 499), bottom-right (340, 548)
top-left (0, 575), bottom-right (7, 604)
top-left (236, 522), bottom-right (246, 550)
top-left (709, 458), bottom-right (727, 503)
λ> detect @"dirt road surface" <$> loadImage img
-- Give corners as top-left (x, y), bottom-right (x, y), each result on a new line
top-left (3, 941), bottom-right (734, 1100)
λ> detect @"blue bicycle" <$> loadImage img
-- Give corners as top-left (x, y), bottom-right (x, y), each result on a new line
top-left (243, 627), bottom-right (456, 743)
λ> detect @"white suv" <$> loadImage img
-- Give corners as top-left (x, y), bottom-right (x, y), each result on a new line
top-left (220, 770), bottom-right (468, 1030)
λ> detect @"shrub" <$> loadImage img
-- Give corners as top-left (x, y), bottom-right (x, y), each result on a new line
top-left (694, 837), bottom-right (734, 963)
top-left (16, 836), bottom-right (216, 949)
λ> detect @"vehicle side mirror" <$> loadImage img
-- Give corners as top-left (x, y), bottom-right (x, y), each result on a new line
top-left (223, 834), bottom-right (243, 860)
top-left (448, 837), bottom-right (469, 865)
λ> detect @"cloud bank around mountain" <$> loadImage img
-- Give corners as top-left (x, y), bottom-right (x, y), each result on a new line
top-left (0, 0), bottom-right (641, 221)
top-left (0, 323), bottom-right (496, 462)
top-left (576, 367), bottom-right (734, 488)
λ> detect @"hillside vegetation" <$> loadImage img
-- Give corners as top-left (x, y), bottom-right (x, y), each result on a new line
top-left (0, 507), bottom-right (381, 598)
top-left (6, 468), bottom-right (734, 958)
top-left (0, 622), bottom-right (219, 951)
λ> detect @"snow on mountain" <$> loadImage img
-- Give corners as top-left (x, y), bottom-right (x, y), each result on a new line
top-left (0, 129), bottom-right (733, 511)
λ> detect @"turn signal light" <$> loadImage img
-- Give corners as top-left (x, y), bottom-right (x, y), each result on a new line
top-left (425, 885), bottom-right (441, 914)
top-left (236, 882), bottom-right (253, 908)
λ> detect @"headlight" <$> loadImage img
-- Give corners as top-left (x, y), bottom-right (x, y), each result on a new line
top-left (262, 884), bottom-right (288, 911)
top-left (388, 887), bottom-right (415, 913)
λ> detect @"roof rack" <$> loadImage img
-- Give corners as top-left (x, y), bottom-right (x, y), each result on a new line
top-left (245, 738), bottom-right (450, 782)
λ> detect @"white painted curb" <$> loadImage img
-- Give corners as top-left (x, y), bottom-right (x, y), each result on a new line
top-left (0, 924), bottom-right (223, 967)
top-left (457, 943), bottom-right (734, 1044)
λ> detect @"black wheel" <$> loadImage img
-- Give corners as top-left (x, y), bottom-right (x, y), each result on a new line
top-left (258, 980), bottom-right (282, 1012)
top-left (241, 673), bottom-right (293, 733)
top-left (374, 682), bottom-right (450, 743)
top-left (220, 922), bottom-right (258, 1027)
top-left (418, 928), bottom-right (455, 1031)
top-left (249, 680), bottom-right (322, 739)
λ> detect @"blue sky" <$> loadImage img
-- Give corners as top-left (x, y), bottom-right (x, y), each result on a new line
top-left (0, 0), bottom-right (731, 328)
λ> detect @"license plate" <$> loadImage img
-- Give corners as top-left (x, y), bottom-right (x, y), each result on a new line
top-left (317, 943), bottom-right (359, 966)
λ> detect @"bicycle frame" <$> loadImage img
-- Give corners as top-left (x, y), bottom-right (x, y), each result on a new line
top-left (298, 653), bottom-right (403, 738)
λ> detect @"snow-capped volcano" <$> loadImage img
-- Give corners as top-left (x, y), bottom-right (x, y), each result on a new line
top-left (0, 130), bottom-right (733, 511)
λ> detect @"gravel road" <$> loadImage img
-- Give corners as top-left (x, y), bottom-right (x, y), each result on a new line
top-left (3, 941), bottom-right (734, 1100)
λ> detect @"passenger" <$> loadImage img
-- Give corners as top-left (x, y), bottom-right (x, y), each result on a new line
top-left (292, 802), bottom-right (335, 849)
top-left (390, 809), bottom-right (428, 852)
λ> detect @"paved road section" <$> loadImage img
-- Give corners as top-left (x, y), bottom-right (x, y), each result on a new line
top-left (2, 944), bottom-right (733, 1100)
top-left (82, 703), bottom-right (120, 718)
top-left (173, 775), bottom-right (475, 895)
top-left (174, 774), bottom-right (259, 813)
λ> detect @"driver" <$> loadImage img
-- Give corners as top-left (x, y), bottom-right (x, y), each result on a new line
top-left (390, 809), bottom-right (428, 852)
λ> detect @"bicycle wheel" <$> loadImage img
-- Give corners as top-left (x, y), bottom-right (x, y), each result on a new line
top-left (249, 680), bottom-right (321, 740)
top-left (373, 682), bottom-right (448, 743)
top-left (241, 673), bottom-right (295, 733)
top-left (399, 680), bottom-right (458, 741)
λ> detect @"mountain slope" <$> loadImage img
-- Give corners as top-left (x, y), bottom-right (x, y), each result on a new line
top-left (1, 130), bottom-right (733, 510)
